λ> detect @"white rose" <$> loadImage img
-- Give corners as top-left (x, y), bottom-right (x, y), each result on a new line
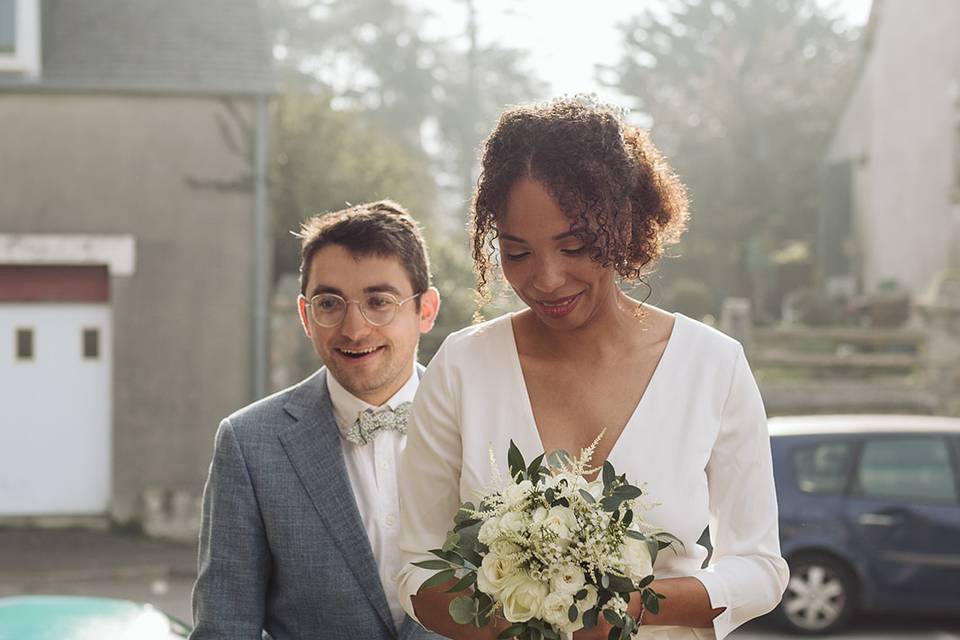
top-left (553, 472), bottom-right (588, 494)
top-left (531, 506), bottom-right (548, 524)
top-left (489, 539), bottom-right (521, 558)
top-left (499, 511), bottom-right (527, 537)
top-left (478, 517), bottom-right (501, 545)
top-left (476, 553), bottom-right (518, 597)
top-left (500, 575), bottom-right (548, 623)
top-left (540, 591), bottom-right (575, 628)
top-left (542, 506), bottom-right (579, 541)
top-left (577, 584), bottom-right (599, 612)
top-left (620, 536), bottom-right (654, 582)
top-left (503, 479), bottom-right (533, 507)
top-left (550, 563), bottom-right (586, 595)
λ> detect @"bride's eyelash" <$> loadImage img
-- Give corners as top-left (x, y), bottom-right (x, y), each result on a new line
top-left (504, 252), bottom-right (530, 261)
top-left (562, 246), bottom-right (587, 255)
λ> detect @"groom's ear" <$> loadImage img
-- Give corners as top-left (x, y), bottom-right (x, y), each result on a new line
top-left (297, 295), bottom-right (313, 337)
top-left (418, 287), bottom-right (441, 334)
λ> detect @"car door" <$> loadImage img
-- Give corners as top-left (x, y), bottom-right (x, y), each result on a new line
top-left (845, 433), bottom-right (960, 612)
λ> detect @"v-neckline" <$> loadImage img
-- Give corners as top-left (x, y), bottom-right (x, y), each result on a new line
top-left (503, 311), bottom-right (684, 462)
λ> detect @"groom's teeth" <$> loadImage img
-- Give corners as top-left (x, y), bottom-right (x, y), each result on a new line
top-left (340, 347), bottom-right (379, 355)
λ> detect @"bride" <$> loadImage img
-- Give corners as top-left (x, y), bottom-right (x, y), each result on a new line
top-left (396, 97), bottom-right (788, 640)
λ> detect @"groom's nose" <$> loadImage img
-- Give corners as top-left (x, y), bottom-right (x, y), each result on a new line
top-left (338, 302), bottom-right (373, 341)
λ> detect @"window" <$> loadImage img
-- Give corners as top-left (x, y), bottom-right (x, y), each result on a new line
top-left (82, 328), bottom-right (100, 359)
top-left (15, 327), bottom-right (32, 360)
top-left (792, 442), bottom-right (853, 494)
top-left (857, 437), bottom-right (958, 503)
top-left (0, 0), bottom-right (14, 53)
top-left (0, 0), bottom-right (39, 75)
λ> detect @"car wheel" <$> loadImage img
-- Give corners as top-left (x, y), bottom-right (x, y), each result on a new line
top-left (776, 554), bottom-right (856, 635)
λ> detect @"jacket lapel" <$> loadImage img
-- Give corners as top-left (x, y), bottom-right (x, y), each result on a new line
top-left (278, 369), bottom-right (396, 635)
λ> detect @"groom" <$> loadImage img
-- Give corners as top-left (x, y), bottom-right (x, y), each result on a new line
top-left (191, 201), bottom-right (444, 639)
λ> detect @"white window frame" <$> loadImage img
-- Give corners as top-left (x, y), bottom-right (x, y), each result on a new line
top-left (0, 0), bottom-right (40, 76)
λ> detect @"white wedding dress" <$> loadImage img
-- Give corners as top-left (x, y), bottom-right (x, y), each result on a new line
top-left (396, 313), bottom-right (788, 639)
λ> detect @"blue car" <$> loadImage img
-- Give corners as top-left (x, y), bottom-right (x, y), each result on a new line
top-left (0, 596), bottom-right (190, 639)
top-left (769, 415), bottom-right (960, 634)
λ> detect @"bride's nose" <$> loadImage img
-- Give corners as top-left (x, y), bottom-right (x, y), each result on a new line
top-left (530, 253), bottom-right (565, 293)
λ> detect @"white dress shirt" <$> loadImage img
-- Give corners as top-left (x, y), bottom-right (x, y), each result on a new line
top-left (327, 364), bottom-right (418, 630)
top-left (396, 313), bottom-right (789, 640)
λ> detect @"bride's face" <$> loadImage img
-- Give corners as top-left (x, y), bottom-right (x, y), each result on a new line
top-left (497, 177), bottom-right (617, 330)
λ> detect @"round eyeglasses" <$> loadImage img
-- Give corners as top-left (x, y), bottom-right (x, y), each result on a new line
top-left (301, 291), bottom-right (422, 327)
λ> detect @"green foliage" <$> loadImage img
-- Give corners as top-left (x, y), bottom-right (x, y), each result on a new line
top-left (270, 91), bottom-right (436, 277)
top-left (605, 0), bottom-right (860, 317)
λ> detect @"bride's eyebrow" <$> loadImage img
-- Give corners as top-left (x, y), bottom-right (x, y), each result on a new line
top-left (500, 231), bottom-right (579, 243)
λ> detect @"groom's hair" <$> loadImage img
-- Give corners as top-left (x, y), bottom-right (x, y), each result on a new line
top-left (296, 200), bottom-right (431, 309)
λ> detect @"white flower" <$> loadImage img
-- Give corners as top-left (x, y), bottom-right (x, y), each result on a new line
top-left (489, 539), bottom-right (521, 558)
top-left (478, 517), bottom-right (501, 545)
top-left (531, 506), bottom-right (548, 524)
top-left (476, 553), bottom-right (518, 597)
top-left (577, 584), bottom-right (599, 612)
top-left (550, 564), bottom-right (586, 595)
top-left (503, 479), bottom-right (533, 507)
top-left (500, 575), bottom-right (548, 623)
top-left (553, 472), bottom-right (588, 495)
top-left (541, 591), bottom-right (576, 628)
top-left (498, 511), bottom-right (527, 537)
top-left (620, 536), bottom-right (654, 582)
top-left (542, 506), bottom-right (579, 541)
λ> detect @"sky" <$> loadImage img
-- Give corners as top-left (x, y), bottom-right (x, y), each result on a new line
top-left (416, 0), bottom-right (873, 100)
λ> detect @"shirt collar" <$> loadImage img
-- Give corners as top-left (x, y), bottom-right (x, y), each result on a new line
top-left (326, 363), bottom-right (419, 435)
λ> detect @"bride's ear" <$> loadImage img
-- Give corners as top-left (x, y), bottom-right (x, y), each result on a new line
top-left (418, 287), bottom-right (441, 334)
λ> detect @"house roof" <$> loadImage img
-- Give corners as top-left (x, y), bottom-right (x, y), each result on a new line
top-left (1, 0), bottom-right (275, 95)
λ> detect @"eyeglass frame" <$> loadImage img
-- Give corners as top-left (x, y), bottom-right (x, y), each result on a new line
top-left (299, 290), bottom-right (423, 328)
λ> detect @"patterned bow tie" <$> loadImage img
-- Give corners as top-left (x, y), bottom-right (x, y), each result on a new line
top-left (344, 402), bottom-right (412, 445)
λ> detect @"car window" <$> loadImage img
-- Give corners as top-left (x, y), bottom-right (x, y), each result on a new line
top-left (792, 442), bottom-right (853, 494)
top-left (857, 436), bottom-right (958, 503)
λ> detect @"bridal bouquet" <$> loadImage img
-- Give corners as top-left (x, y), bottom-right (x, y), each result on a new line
top-left (413, 437), bottom-right (680, 640)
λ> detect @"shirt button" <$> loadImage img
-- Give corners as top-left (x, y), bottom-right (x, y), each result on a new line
top-left (385, 514), bottom-right (397, 527)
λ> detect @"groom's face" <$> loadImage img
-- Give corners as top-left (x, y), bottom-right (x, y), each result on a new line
top-left (298, 244), bottom-right (439, 406)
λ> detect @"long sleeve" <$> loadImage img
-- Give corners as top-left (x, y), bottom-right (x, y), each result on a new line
top-left (691, 346), bottom-right (789, 640)
top-left (396, 340), bottom-right (464, 623)
top-left (190, 418), bottom-right (270, 640)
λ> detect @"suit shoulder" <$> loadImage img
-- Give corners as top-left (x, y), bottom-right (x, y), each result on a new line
top-left (221, 372), bottom-right (322, 437)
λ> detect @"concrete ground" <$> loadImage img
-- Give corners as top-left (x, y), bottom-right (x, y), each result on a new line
top-left (2, 526), bottom-right (959, 638)
top-left (0, 526), bottom-right (197, 623)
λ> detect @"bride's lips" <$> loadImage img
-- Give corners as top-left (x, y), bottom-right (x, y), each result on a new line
top-left (534, 293), bottom-right (582, 318)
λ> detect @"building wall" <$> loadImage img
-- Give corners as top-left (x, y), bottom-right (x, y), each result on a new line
top-left (857, 1), bottom-right (960, 295)
top-left (0, 93), bottom-right (257, 522)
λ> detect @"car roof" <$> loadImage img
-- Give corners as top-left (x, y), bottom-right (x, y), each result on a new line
top-left (768, 414), bottom-right (960, 437)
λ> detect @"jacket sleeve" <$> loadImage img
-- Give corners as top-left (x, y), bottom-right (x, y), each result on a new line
top-left (190, 418), bottom-right (271, 640)
top-left (691, 346), bottom-right (790, 640)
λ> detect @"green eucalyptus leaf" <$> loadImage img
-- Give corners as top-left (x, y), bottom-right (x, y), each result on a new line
top-left (622, 509), bottom-right (633, 527)
top-left (447, 572), bottom-right (477, 592)
top-left (497, 624), bottom-right (525, 639)
top-left (575, 588), bottom-right (588, 600)
top-left (578, 488), bottom-right (596, 504)
top-left (613, 485), bottom-right (642, 499)
top-left (508, 440), bottom-right (526, 480)
top-left (605, 573), bottom-right (634, 593)
top-left (638, 574), bottom-right (654, 588)
top-left (421, 568), bottom-right (456, 589)
top-left (625, 530), bottom-right (645, 540)
top-left (582, 607), bottom-right (599, 629)
top-left (602, 461), bottom-right (615, 490)
top-left (603, 610), bottom-right (622, 626)
top-left (412, 559), bottom-right (450, 570)
top-left (546, 448), bottom-right (572, 469)
top-left (448, 596), bottom-right (478, 625)
top-left (527, 453), bottom-right (545, 480)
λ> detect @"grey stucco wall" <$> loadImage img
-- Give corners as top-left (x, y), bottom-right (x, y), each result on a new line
top-left (0, 93), bottom-right (257, 524)
top-left (855, 1), bottom-right (960, 295)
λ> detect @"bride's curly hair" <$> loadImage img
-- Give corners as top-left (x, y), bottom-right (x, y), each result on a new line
top-left (471, 98), bottom-right (690, 299)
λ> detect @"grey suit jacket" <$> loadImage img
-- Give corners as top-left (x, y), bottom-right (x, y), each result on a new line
top-left (190, 368), bottom-right (444, 640)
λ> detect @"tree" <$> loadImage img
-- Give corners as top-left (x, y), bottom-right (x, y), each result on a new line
top-left (603, 0), bottom-right (860, 320)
